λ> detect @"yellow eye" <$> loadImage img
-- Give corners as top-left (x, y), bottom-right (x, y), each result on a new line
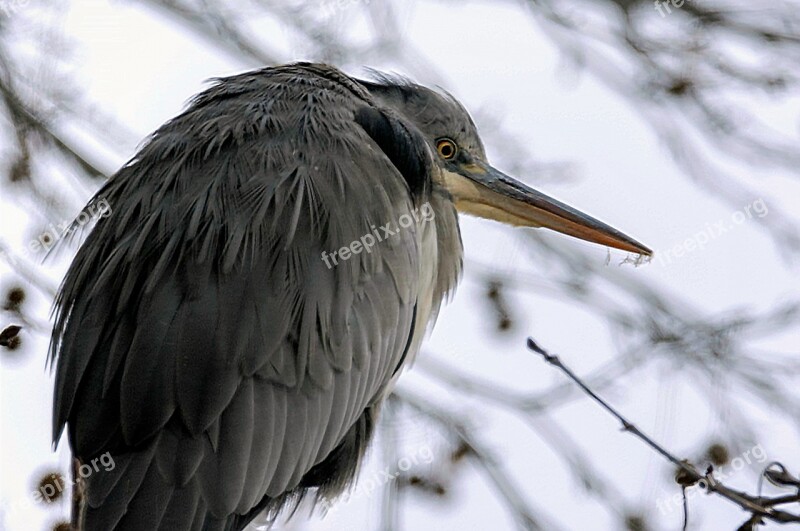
top-left (436, 138), bottom-right (457, 160)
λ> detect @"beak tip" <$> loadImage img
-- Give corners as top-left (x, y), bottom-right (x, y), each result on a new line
top-left (453, 160), bottom-right (654, 259)
top-left (622, 241), bottom-right (653, 258)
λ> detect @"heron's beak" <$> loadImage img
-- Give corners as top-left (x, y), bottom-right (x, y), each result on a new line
top-left (445, 159), bottom-right (652, 256)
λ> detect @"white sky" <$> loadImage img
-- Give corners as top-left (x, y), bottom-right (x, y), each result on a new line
top-left (1, 1), bottom-right (799, 530)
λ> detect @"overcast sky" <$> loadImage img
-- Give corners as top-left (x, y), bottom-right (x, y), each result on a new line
top-left (1, 1), bottom-right (799, 530)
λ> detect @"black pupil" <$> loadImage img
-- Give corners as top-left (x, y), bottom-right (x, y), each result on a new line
top-left (440, 142), bottom-right (454, 157)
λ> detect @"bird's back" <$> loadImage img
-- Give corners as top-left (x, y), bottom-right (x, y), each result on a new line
top-left (50, 63), bottom-right (460, 530)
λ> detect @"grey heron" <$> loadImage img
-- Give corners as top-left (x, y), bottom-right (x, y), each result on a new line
top-left (50, 62), bottom-right (651, 530)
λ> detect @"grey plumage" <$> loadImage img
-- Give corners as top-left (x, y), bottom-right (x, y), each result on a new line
top-left (51, 63), bottom-right (465, 530)
top-left (51, 60), bottom-right (651, 531)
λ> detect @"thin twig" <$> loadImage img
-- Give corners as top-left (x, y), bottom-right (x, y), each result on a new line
top-left (527, 337), bottom-right (800, 525)
top-left (681, 487), bottom-right (688, 531)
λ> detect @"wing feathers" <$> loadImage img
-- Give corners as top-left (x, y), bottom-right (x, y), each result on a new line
top-left (175, 277), bottom-right (240, 435)
top-left (199, 379), bottom-right (255, 516)
top-left (236, 382), bottom-right (274, 512)
top-left (119, 287), bottom-right (181, 444)
top-left (51, 63), bottom-right (429, 530)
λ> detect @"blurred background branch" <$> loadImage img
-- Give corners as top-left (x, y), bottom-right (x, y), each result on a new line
top-left (1, 1), bottom-right (798, 530)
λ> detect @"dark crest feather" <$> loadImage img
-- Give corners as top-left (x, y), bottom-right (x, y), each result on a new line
top-left (353, 105), bottom-right (431, 202)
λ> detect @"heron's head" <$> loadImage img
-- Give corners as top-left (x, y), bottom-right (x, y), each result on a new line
top-left (361, 77), bottom-right (652, 257)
